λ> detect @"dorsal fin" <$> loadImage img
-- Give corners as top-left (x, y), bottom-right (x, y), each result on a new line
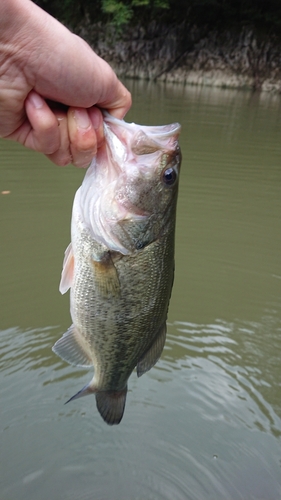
top-left (137, 323), bottom-right (167, 377)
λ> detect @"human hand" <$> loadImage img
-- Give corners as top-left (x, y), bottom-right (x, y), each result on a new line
top-left (0, 0), bottom-right (131, 167)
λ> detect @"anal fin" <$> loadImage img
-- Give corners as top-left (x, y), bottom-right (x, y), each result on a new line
top-left (137, 323), bottom-right (167, 377)
top-left (52, 324), bottom-right (92, 368)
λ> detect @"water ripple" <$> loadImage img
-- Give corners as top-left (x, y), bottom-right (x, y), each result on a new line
top-left (160, 317), bottom-right (281, 438)
top-left (1, 318), bottom-right (281, 500)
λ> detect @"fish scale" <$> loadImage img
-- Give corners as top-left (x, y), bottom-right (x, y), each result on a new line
top-left (53, 113), bottom-right (181, 425)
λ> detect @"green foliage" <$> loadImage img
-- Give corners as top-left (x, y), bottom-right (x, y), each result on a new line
top-left (101, 0), bottom-right (170, 29)
top-left (132, 0), bottom-right (169, 8)
top-left (102, 0), bottom-right (133, 29)
top-left (33, 0), bottom-right (281, 35)
top-left (33, 0), bottom-right (91, 25)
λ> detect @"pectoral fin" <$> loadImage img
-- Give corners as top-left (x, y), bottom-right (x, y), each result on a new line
top-left (59, 243), bottom-right (74, 294)
top-left (137, 323), bottom-right (167, 377)
top-left (52, 324), bottom-right (93, 368)
top-left (91, 251), bottom-right (120, 298)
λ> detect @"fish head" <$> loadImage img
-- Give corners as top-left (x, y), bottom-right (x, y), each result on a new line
top-left (80, 115), bottom-right (181, 254)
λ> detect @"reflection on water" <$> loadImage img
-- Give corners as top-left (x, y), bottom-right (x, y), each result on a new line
top-left (1, 82), bottom-right (281, 500)
top-left (167, 319), bottom-right (281, 437)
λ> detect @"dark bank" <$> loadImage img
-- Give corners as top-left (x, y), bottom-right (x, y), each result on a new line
top-left (35, 0), bottom-right (281, 92)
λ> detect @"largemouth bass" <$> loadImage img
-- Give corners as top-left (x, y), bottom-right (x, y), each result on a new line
top-left (53, 113), bottom-right (181, 425)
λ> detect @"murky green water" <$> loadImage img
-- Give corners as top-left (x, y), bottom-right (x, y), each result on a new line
top-left (0, 82), bottom-right (281, 500)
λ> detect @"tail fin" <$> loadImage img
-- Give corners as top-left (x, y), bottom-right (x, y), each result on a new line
top-left (95, 387), bottom-right (127, 425)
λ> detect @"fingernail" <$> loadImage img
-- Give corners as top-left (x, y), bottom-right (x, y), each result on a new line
top-left (90, 109), bottom-right (102, 130)
top-left (74, 109), bottom-right (91, 130)
top-left (88, 108), bottom-right (104, 147)
top-left (28, 91), bottom-right (44, 109)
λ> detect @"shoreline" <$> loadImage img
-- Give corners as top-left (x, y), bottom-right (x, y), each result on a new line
top-left (75, 21), bottom-right (281, 94)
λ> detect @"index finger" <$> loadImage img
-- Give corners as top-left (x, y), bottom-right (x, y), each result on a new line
top-left (108, 83), bottom-right (132, 119)
top-left (94, 70), bottom-right (132, 120)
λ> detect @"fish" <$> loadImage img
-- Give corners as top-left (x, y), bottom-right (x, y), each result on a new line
top-left (52, 112), bottom-right (181, 425)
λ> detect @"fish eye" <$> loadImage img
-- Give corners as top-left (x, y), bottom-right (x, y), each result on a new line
top-left (162, 167), bottom-right (177, 186)
top-left (135, 240), bottom-right (145, 250)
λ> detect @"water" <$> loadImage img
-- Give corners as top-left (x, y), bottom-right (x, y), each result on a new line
top-left (0, 82), bottom-right (281, 500)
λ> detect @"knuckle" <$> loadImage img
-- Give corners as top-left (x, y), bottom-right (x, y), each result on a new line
top-left (75, 136), bottom-right (97, 154)
top-left (47, 151), bottom-right (72, 167)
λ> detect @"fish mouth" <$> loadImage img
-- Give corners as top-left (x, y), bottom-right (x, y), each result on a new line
top-left (103, 111), bottom-right (181, 140)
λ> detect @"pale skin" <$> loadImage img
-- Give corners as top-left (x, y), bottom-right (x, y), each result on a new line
top-left (0, 0), bottom-right (131, 167)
